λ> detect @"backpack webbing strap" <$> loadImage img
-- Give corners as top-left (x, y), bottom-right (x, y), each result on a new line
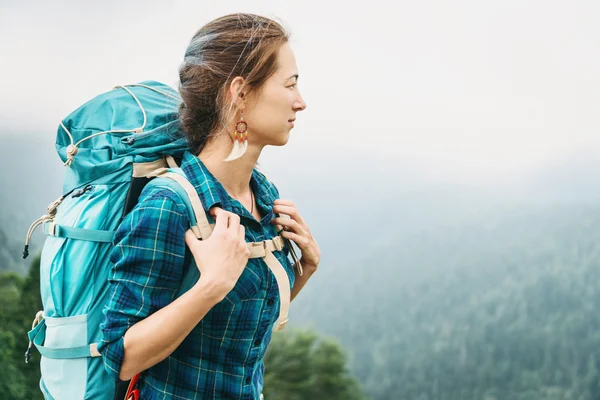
top-left (43, 221), bottom-right (115, 243)
top-left (27, 319), bottom-right (101, 359)
top-left (159, 172), bottom-right (213, 240)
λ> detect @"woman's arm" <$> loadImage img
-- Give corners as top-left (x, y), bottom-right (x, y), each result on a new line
top-left (120, 208), bottom-right (250, 380)
top-left (99, 189), bottom-right (192, 381)
top-left (118, 278), bottom-right (222, 380)
top-left (290, 259), bottom-right (318, 302)
top-left (99, 189), bottom-right (249, 381)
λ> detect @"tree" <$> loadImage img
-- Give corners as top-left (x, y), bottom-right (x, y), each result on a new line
top-left (19, 255), bottom-right (43, 400)
top-left (0, 255), bottom-right (43, 400)
top-left (0, 273), bottom-right (26, 399)
top-left (264, 328), bottom-right (366, 400)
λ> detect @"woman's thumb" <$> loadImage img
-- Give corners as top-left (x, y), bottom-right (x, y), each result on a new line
top-left (185, 229), bottom-right (201, 249)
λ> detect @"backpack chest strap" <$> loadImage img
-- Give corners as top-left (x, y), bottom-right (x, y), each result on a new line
top-left (247, 236), bottom-right (290, 331)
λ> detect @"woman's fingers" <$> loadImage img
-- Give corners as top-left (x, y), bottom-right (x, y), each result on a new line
top-left (227, 212), bottom-right (240, 232)
top-left (280, 229), bottom-right (309, 248)
top-left (274, 199), bottom-right (295, 207)
top-left (272, 204), bottom-right (296, 218)
top-left (238, 224), bottom-right (247, 249)
top-left (212, 207), bottom-right (229, 232)
top-left (273, 199), bottom-right (321, 269)
top-left (273, 204), bottom-right (307, 226)
top-left (212, 207), bottom-right (242, 235)
top-left (270, 217), bottom-right (307, 236)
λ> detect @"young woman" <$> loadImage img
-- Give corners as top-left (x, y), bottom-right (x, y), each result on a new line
top-left (98, 13), bottom-right (320, 399)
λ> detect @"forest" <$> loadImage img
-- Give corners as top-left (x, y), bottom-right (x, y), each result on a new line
top-left (2, 202), bottom-right (600, 399)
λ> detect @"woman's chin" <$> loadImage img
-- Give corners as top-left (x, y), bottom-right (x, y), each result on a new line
top-left (272, 131), bottom-right (291, 146)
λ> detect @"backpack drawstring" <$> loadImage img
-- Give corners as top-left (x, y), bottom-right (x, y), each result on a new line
top-left (23, 196), bottom-right (64, 259)
top-left (61, 84), bottom-right (180, 167)
top-left (279, 227), bottom-right (303, 276)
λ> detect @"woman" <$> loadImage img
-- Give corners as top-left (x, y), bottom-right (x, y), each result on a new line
top-left (98, 13), bottom-right (320, 399)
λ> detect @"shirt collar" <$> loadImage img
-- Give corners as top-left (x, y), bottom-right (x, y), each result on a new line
top-left (179, 151), bottom-right (278, 224)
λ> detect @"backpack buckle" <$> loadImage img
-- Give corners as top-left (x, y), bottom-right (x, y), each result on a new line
top-left (46, 221), bottom-right (57, 237)
top-left (271, 236), bottom-right (284, 252)
top-left (248, 241), bottom-right (267, 258)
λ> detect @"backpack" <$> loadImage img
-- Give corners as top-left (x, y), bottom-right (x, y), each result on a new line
top-left (22, 81), bottom-right (295, 400)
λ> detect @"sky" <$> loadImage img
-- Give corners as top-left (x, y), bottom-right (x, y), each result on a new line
top-left (1, 0), bottom-right (599, 189)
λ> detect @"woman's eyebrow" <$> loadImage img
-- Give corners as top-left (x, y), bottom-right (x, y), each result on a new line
top-left (286, 74), bottom-right (299, 81)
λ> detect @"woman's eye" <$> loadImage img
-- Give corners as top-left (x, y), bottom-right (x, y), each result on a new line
top-left (288, 84), bottom-right (296, 89)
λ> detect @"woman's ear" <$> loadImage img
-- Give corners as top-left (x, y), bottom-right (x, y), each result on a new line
top-left (229, 76), bottom-right (246, 107)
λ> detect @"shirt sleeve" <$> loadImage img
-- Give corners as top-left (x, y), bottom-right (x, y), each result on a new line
top-left (97, 187), bottom-right (190, 379)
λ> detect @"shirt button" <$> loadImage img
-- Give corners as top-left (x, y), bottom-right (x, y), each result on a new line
top-left (245, 377), bottom-right (252, 385)
top-left (254, 339), bottom-right (261, 346)
top-left (267, 299), bottom-right (275, 306)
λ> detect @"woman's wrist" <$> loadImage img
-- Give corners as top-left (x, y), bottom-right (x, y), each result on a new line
top-left (300, 257), bottom-right (319, 274)
top-left (193, 277), bottom-right (228, 305)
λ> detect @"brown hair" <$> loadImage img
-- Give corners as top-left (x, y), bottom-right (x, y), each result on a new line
top-left (178, 13), bottom-right (290, 154)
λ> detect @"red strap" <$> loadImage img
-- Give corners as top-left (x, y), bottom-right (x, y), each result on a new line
top-left (125, 373), bottom-right (141, 400)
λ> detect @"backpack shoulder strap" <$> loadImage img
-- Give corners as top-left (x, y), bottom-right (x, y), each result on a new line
top-left (145, 167), bottom-right (213, 240)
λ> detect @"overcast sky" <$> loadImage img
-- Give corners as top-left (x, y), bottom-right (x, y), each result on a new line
top-left (1, 0), bottom-right (598, 188)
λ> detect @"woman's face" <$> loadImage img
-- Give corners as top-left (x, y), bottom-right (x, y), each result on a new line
top-left (243, 42), bottom-right (307, 147)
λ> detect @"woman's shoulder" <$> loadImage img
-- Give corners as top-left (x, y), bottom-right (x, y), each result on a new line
top-left (111, 183), bottom-right (192, 255)
top-left (128, 182), bottom-right (192, 225)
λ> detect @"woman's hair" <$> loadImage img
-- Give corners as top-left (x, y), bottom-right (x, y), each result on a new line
top-left (178, 13), bottom-right (290, 154)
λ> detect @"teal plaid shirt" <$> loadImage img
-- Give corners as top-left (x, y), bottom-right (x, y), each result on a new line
top-left (98, 151), bottom-right (295, 399)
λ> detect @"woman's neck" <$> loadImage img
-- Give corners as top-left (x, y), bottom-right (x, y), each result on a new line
top-left (198, 133), bottom-right (262, 199)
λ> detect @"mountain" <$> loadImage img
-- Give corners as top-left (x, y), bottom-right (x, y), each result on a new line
top-left (290, 202), bottom-right (600, 400)
top-left (0, 133), bottom-right (64, 270)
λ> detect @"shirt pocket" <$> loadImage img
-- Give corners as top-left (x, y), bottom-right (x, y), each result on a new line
top-left (223, 258), bottom-right (263, 304)
top-left (177, 252), bottom-right (263, 304)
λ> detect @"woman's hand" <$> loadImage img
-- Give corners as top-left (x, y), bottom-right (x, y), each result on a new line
top-left (271, 199), bottom-right (321, 273)
top-left (185, 207), bottom-right (250, 300)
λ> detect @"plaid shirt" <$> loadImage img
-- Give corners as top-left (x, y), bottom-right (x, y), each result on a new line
top-left (98, 151), bottom-right (295, 399)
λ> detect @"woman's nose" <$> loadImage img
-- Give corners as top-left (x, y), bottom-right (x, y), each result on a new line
top-left (294, 95), bottom-right (307, 111)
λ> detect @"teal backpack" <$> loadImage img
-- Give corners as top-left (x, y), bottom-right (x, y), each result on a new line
top-left (23, 81), bottom-right (193, 399)
top-left (22, 81), bottom-right (296, 400)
